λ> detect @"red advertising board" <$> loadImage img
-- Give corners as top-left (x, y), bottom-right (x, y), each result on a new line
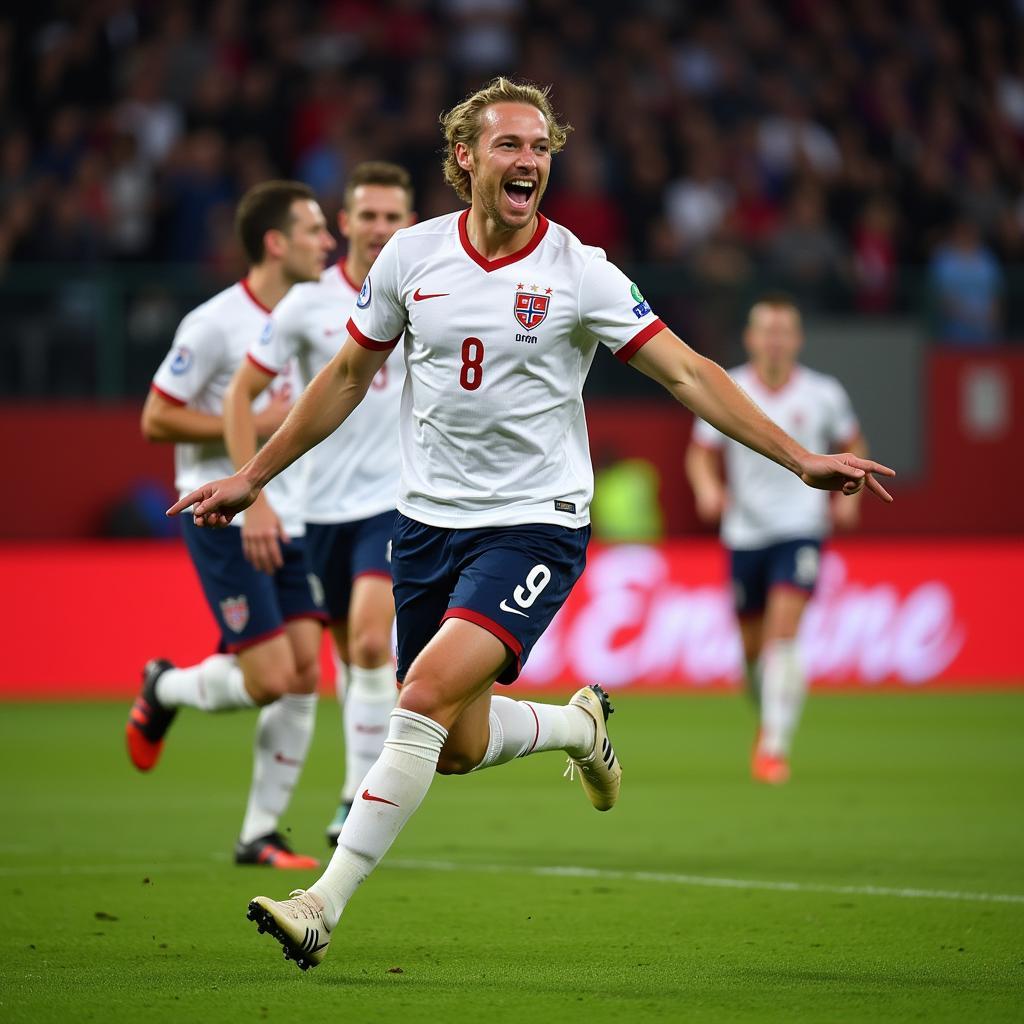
top-left (1, 540), bottom-right (1020, 698)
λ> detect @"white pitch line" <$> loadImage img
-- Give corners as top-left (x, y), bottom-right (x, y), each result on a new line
top-left (386, 858), bottom-right (1024, 906)
top-left (1, 857), bottom-right (1020, 906)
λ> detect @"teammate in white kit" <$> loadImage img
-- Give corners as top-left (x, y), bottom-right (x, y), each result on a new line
top-left (169, 79), bottom-right (894, 969)
top-left (223, 162), bottom-right (415, 846)
top-left (686, 295), bottom-right (868, 784)
top-left (129, 181), bottom-right (335, 869)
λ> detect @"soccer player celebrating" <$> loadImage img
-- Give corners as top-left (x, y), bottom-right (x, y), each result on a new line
top-left (169, 78), bottom-right (894, 969)
top-left (130, 181), bottom-right (336, 869)
top-left (223, 162), bottom-right (415, 846)
top-left (686, 295), bottom-right (869, 784)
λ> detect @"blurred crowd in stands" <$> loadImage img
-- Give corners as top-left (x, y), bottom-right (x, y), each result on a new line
top-left (2, 0), bottom-right (1023, 345)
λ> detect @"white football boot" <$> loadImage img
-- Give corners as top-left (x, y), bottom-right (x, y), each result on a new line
top-left (247, 890), bottom-right (332, 970)
top-left (564, 684), bottom-right (621, 811)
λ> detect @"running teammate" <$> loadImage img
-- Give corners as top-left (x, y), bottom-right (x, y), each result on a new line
top-left (130, 181), bottom-right (335, 869)
top-left (169, 78), bottom-right (894, 969)
top-left (686, 295), bottom-right (868, 784)
top-left (224, 162), bottom-right (415, 846)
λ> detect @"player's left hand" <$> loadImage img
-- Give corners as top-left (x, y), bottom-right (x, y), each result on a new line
top-left (799, 452), bottom-right (895, 502)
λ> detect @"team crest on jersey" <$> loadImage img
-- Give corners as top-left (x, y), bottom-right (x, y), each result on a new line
top-left (514, 288), bottom-right (550, 330)
top-left (220, 595), bottom-right (250, 633)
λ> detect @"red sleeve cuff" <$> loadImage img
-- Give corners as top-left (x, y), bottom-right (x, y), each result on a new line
top-left (347, 317), bottom-right (401, 351)
top-left (246, 352), bottom-right (278, 377)
top-left (150, 383), bottom-right (187, 407)
top-left (614, 318), bottom-right (666, 363)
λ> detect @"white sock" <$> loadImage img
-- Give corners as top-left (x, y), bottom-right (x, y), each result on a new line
top-left (309, 708), bottom-right (446, 928)
top-left (759, 640), bottom-right (806, 756)
top-left (240, 693), bottom-right (318, 843)
top-left (341, 664), bottom-right (398, 802)
top-left (155, 654), bottom-right (255, 711)
top-left (474, 695), bottom-right (595, 771)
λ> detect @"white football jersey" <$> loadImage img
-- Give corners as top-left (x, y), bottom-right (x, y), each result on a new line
top-left (347, 211), bottom-right (665, 529)
top-left (248, 261), bottom-right (404, 524)
top-left (151, 280), bottom-right (307, 535)
top-left (692, 364), bottom-right (860, 548)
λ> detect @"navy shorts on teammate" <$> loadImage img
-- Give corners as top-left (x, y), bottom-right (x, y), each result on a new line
top-left (181, 517), bottom-right (327, 653)
top-left (305, 509), bottom-right (396, 621)
top-left (391, 513), bottom-right (590, 684)
top-left (729, 537), bottom-right (822, 617)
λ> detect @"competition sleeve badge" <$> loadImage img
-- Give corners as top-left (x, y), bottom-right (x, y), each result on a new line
top-left (356, 276), bottom-right (371, 309)
top-left (514, 285), bottom-right (550, 330)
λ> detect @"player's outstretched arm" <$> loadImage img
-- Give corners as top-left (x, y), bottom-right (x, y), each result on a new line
top-left (629, 328), bottom-right (895, 501)
top-left (167, 336), bottom-right (389, 524)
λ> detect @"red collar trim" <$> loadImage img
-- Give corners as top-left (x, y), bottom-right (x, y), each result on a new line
top-left (338, 260), bottom-right (362, 293)
top-left (457, 209), bottom-right (549, 272)
top-left (240, 278), bottom-right (272, 314)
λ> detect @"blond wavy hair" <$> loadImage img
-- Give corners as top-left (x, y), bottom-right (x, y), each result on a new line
top-left (440, 77), bottom-right (572, 203)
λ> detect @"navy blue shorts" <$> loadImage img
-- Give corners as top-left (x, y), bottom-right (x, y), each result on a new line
top-left (181, 518), bottom-right (327, 652)
top-left (305, 510), bottom-right (396, 621)
top-left (729, 538), bottom-right (822, 617)
top-left (391, 513), bottom-right (590, 684)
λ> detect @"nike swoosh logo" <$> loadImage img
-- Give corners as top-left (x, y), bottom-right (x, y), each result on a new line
top-left (499, 600), bottom-right (528, 618)
top-left (273, 752), bottom-right (302, 766)
top-left (413, 288), bottom-right (449, 301)
top-left (361, 789), bottom-right (400, 807)
top-left (323, 326), bottom-right (347, 335)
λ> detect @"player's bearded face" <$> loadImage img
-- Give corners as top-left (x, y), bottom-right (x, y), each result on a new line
top-left (471, 103), bottom-right (551, 231)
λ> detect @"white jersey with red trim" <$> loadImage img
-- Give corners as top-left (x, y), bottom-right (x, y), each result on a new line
top-left (151, 280), bottom-right (307, 535)
top-left (346, 210), bottom-right (665, 529)
top-left (248, 262), bottom-right (404, 524)
top-left (692, 363), bottom-right (860, 548)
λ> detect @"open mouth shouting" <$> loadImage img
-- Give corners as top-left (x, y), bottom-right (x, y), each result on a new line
top-left (503, 177), bottom-right (537, 212)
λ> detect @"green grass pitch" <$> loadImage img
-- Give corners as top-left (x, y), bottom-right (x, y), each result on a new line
top-left (2, 691), bottom-right (1022, 1023)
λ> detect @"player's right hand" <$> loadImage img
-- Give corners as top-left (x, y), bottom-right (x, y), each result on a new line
top-left (241, 496), bottom-right (289, 574)
top-left (166, 473), bottom-right (260, 527)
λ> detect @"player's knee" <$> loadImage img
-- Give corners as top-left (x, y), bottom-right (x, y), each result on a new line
top-left (243, 667), bottom-right (293, 704)
top-left (290, 657), bottom-right (320, 695)
top-left (350, 629), bottom-right (391, 668)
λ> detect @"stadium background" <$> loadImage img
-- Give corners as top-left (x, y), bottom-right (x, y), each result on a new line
top-left (1, 0), bottom-right (1022, 694)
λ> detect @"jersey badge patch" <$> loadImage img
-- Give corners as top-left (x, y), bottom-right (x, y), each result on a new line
top-left (170, 346), bottom-right (192, 375)
top-left (630, 282), bottom-right (651, 319)
top-left (514, 289), bottom-right (550, 330)
top-left (220, 595), bottom-right (250, 633)
top-left (357, 276), bottom-right (372, 309)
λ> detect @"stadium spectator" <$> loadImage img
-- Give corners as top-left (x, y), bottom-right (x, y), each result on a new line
top-left (929, 216), bottom-right (1005, 347)
top-left (4, 2), bottom-right (1024, 350)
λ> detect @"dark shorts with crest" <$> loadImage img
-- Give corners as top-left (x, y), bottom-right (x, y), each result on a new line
top-left (391, 512), bottom-right (590, 684)
top-left (181, 518), bottom-right (326, 653)
top-left (304, 509), bottom-right (396, 622)
top-left (729, 537), bottom-right (822, 617)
